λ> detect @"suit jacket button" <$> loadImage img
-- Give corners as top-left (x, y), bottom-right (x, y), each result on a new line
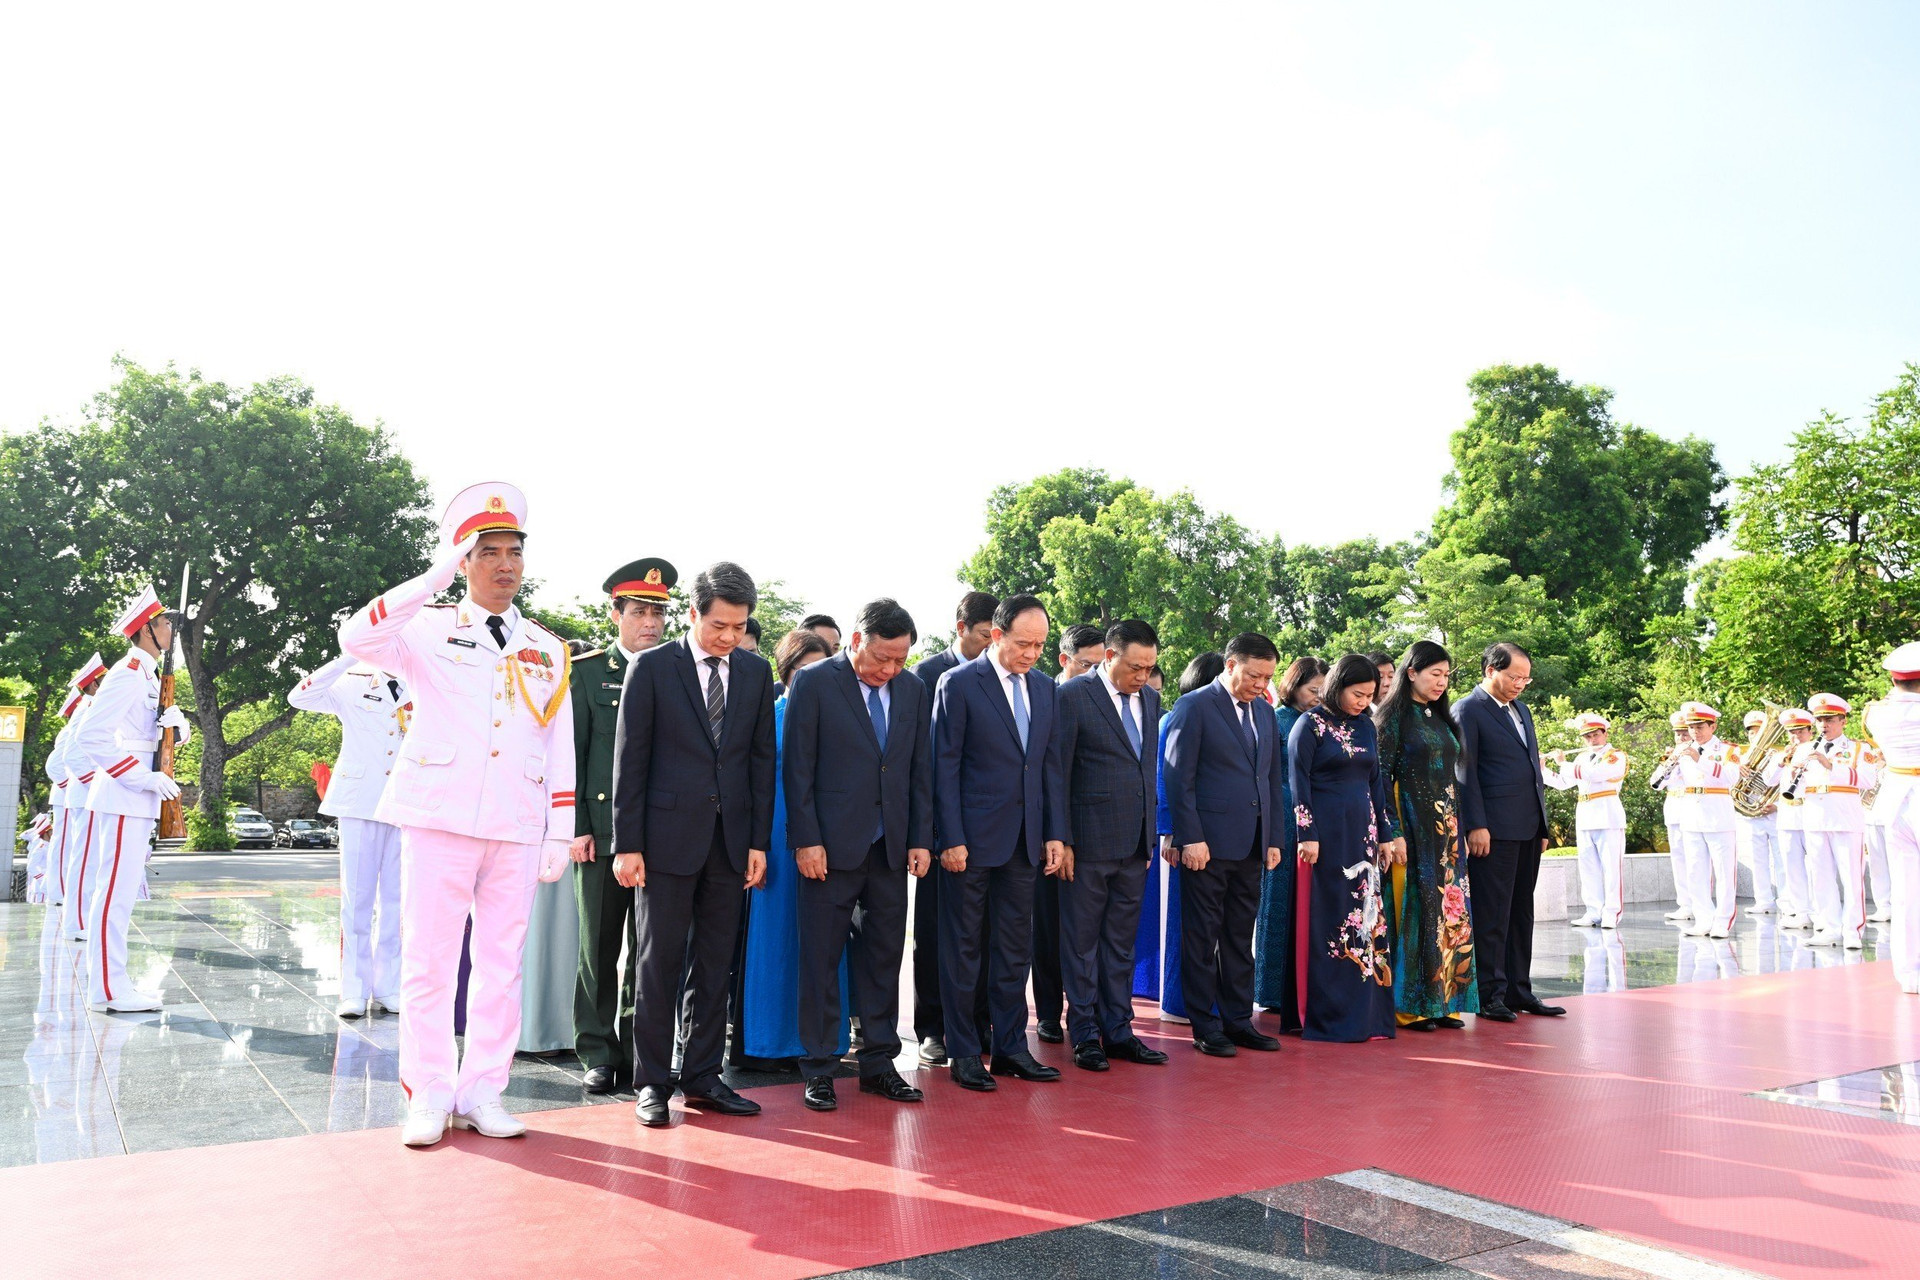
top-left (597, 793), bottom-right (606, 802)
top-left (709, 794), bottom-right (718, 804)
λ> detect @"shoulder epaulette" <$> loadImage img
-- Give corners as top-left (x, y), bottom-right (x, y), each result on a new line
top-left (424, 603), bottom-right (457, 610)
top-left (575, 648), bottom-right (606, 662)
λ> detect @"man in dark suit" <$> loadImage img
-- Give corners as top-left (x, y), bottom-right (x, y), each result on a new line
top-left (931, 593), bottom-right (1068, 1091)
top-left (783, 599), bottom-right (935, 1112)
top-left (909, 589), bottom-right (997, 1065)
top-left (1162, 632), bottom-right (1287, 1058)
top-left (1455, 641), bottom-right (1564, 1022)
top-left (612, 562), bottom-right (778, 1127)
top-left (1055, 619), bottom-right (1170, 1071)
top-left (1031, 621), bottom-right (1107, 1045)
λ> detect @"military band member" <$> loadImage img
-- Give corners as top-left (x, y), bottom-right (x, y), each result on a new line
top-left (570, 557), bottom-right (676, 1094)
top-left (1674, 702), bottom-right (1739, 938)
top-left (288, 654), bottom-right (412, 1018)
top-left (1797, 692), bottom-right (1880, 950)
top-left (1651, 711), bottom-right (1694, 923)
top-left (1543, 713), bottom-right (1627, 929)
top-left (54, 656), bottom-right (108, 934)
top-left (341, 482), bottom-right (576, 1147)
top-left (1867, 644), bottom-right (1920, 994)
top-left (73, 588), bottom-right (188, 1011)
top-left (1736, 709), bottom-right (1783, 917)
top-left (1764, 708), bottom-right (1818, 929)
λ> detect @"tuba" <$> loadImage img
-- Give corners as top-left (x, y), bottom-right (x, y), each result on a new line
top-left (1732, 701), bottom-right (1790, 818)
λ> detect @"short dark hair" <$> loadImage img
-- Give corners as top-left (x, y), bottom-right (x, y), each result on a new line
top-left (1105, 618), bottom-right (1159, 653)
top-left (693, 562), bottom-right (757, 615)
top-left (956, 591), bottom-right (999, 629)
top-left (994, 593), bottom-right (1049, 632)
top-left (1482, 641), bottom-right (1531, 673)
top-left (1277, 656), bottom-right (1330, 708)
top-left (1367, 652), bottom-right (1394, 670)
top-left (1177, 651), bottom-right (1225, 696)
top-left (744, 616), bottom-right (762, 640)
top-left (801, 613), bottom-right (838, 634)
top-left (1062, 623), bottom-right (1105, 656)
top-left (1148, 663), bottom-right (1165, 680)
top-left (854, 598), bottom-right (917, 644)
top-left (1320, 653), bottom-right (1381, 716)
top-left (1224, 632), bottom-right (1280, 664)
top-left (774, 629), bottom-right (832, 686)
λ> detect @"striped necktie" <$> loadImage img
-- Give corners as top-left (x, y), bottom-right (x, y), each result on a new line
top-left (703, 656), bottom-right (725, 746)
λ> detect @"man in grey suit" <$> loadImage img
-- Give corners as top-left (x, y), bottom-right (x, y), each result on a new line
top-left (1055, 619), bottom-right (1170, 1071)
top-left (909, 590), bottom-right (997, 1065)
top-left (612, 562), bottom-right (778, 1127)
top-left (783, 599), bottom-right (935, 1113)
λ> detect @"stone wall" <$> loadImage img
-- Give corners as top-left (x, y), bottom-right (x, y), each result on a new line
top-left (177, 785), bottom-right (319, 823)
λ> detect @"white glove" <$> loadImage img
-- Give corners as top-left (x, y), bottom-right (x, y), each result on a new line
top-left (139, 773), bottom-right (182, 801)
top-left (158, 706), bottom-right (192, 745)
top-left (537, 839), bottom-right (569, 883)
top-left (431, 532), bottom-right (481, 592)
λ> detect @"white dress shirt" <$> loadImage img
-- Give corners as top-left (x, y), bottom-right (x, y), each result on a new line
top-left (687, 633), bottom-right (732, 697)
top-left (463, 597), bottom-right (521, 651)
top-left (1098, 665), bottom-right (1143, 744)
top-left (987, 648), bottom-right (1026, 720)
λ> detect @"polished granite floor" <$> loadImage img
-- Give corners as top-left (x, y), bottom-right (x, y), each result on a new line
top-left (0, 853), bottom-right (1898, 1171)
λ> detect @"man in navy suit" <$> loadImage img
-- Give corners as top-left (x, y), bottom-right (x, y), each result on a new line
top-left (783, 599), bottom-right (935, 1113)
top-left (931, 593), bottom-right (1068, 1091)
top-left (1056, 619), bottom-right (1170, 1071)
top-left (612, 562), bottom-right (778, 1126)
top-left (1031, 622), bottom-right (1108, 1045)
top-left (1455, 641), bottom-right (1564, 1022)
top-left (1162, 632), bottom-right (1287, 1057)
top-left (909, 590), bottom-right (997, 1065)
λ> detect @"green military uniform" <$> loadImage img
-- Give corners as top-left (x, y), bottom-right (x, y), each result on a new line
top-left (572, 557), bottom-right (676, 1076)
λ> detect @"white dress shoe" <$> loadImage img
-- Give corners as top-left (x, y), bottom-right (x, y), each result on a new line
top-left (89, 991), bottom-right (163, 1014)
top-left (1665, 908), bottom-right (1691, 922)
top-left (369, 996), bottom-right (400, 1016)
top-left (1868, 907), bottom-right (1893, 923)
top-left (450, 1100), bottom-right (527, 1139)
top-left (1682, 922), bottom-right (1710, 936)
top-left (402, 1107), bottom-right (450, 1147)
top-left (1600, 918), bottom-right (1618, 929)
top-left (1781, 914), bottom-right (1813, 930)
top-left (336, 998), bottom-right (368, 1019)
top-left (1571, 914), bottom-right (1600, 928)
top-left (1807, 930), bottom-right (1841, 948)
top-left (1900, 982), bottom-right (1920, 995)
top-left (1708, 924), bottom-right (1731, 939)
top-left (1843, 934), bottom-right (1866, 950)
top-left (1745, 904), bottom-right (1775, 916)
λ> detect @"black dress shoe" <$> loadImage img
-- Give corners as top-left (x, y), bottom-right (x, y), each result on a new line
top-left (636, 1086), bottom-right (672, 1127)
top-left (803, 1076), bottom-right (838, 1112)
top-left (1104, 1036), bottom-right (1169, 1065)
top-left (919, 1036), bottom-right (948, 1066)
top-left (1193, 1033), bottom-right (1238, 1057)
top-left (1224, 1025), bottom-right (1281, 1052)
top-left (990, 1050), bottom-right (1062, 1082)
top-left (859, 1070), bottom-right (925, 1103)
top-left (1436, 1016), bottom-right (1466, 1029)
top-left (950, 1055), bottom-right (997, 1091)
top-left (1036, 1020), bottom-right (1065, 1044)
top-left (583, 1064), bottom-right (620, 1094)
top-left (1403, 1018), bottom-right (1438, 1033)
top-left (681, 1081), bottom-right (762, 1117)
top-left (1513, 998), bottom-right (1567, 1017)
top-left (1479, 1003), bottom-right (1518, 1023)
top-left (1072, 1040), bottom-right (1110, 1072)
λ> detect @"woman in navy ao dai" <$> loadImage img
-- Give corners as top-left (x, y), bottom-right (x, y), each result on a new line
top-left (1282, 656), bottom-right (1404, 1042)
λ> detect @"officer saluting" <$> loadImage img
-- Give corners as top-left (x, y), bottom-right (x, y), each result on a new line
top-left (570, 557), bottom-right (676, 1094)
top-left (1866, 643), bottom-right (1920, 994)
top-left (340, 482), bottom-right (576, 1148)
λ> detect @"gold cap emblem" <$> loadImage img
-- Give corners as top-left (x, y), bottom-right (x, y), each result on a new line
top-left (486, 494), bottom-right (506, 513)
top-left (645, 568), bottom-right (662, 585)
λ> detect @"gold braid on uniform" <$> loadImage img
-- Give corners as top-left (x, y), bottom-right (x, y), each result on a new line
top-left (509, 642), bottom-right (573, 728)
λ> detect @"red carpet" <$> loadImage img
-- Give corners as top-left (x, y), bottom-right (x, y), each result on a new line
top-left (11, 961), bottom-right (1920, 1280)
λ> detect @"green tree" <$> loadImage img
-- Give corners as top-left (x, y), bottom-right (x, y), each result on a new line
top-left (1377, 546), bottom-right (1569, 696)
top-left (960, 467), bottom-right (1133, 606)
top-left (1268, 537), bottom-right (1422, 658)
top-left (89, 359), bottom-right (436, 819)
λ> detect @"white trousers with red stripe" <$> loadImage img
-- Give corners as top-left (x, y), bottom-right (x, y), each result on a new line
top-left (1682, 828), bottom-right (1737, 933)
top-left (87, 813), bottom-right (154, 1005)
top-left (60, 808), bottom-right (101, 938)
top-left (1805, 828), bottom-right (1866, 944)
top-left (1866, 824), bottom-right (1893, 912)
top-left (1886, 820), bottom-right (1920, 992)
top-left (397, 827), bottom-right (538, 1113)
top-left (1665, 824), bottom-right (1692, 914)
top-left (1576, 826), bottom-right (1625, 927)
top-left (338, 817), bottom-right (404, 1006)
top-left (1777, 828), bottom-right (1811, 917)
top-left (1735, 815), bottom-right (1780, 909)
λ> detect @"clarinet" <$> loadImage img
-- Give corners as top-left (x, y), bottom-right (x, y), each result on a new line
top-left (1780, 738), bottom-right (1831, 801)
top-left (1648, 746), bottom-right (1683, 790)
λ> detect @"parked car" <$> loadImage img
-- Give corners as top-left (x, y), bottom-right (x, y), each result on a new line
top-left (274, 819), bottom-right (337, 850)
top-left (228, 808), bottom-right (277, 849)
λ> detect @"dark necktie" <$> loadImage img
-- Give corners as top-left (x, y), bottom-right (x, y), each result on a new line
top-left (1120, 694), bottom-right (1142, 757)
top-left (867, 685), bottom-right (888, 751)
top-left (703, 656), bottom-right (725, 746)
top-left (387, 678), bottom-right (401, 702)
top-left (486, 614), bottom-right (508, 650)
top-left (1239, 701), bottom-right (1258, 759)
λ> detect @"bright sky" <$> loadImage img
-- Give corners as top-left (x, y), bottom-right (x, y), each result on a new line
top-left (3, 5), bottom-right (1916, 640)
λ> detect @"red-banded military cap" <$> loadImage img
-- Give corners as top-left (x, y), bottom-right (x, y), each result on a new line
top-left (1668, 710), bottom-right (1687, 729)
top-left (71, 652), bottom-right (107, 692)
top-left (1883, 642), bottom-right (1920, 681)
top-left (1779, 707), bottom-right (1816, 729)
top-left (441, 481), bottom-right (529, 547)
top-left (1807, 691), bottom-right (1852, 718)
top-left (603, 558), bottom-right (677, 604)
top-left (60, 686), bottom-right (85, 718)
top-left (1742, 709), bottom-right (1767, 731)
top-left (1678, 700), bottom-right (1719, 725)
top-left (1569, 712), bottom-right (1610, 735)
top-left (113, 586), bottom-right (165, 637)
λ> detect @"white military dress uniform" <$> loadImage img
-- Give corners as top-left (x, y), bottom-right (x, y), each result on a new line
top-left (1864, 766), bottom-right (1896, 924)
top-left (289, 655), bottom-right (412, 1016)
top-left (1865, 646), bottom-right (1920, 992)
top-left (339, 481), bottom-right (574, 1146)
top-left (73, 587), bottom-right (187, 1011)
top-left (1544, 716), bottom-right (1628, 929)
top-left (1654, 712), bottom-right (1693, 922)
top-left (1798, 693), bottom-right (1880, 949)
top-left (40, 686), bottom-right (84, 909)
top-left (22, 813), bottom-right (53, 905)
top-left (55, 655), bottom-right (109, 931)
top-left (1761, 709), bottom-right (1817, 928)
top-left (1675, 704), bottom-right (1740, 938)
top-left (1735, 711), bottom-right (1783, 916)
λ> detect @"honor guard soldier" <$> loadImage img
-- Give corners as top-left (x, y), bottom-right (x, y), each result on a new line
top-left (44, 656), bottom-right (102, 912)
top-left (1674, 702), bottom-right (1739, 938)
top-left (53, 656), bottom-right (109, 934)
top-left (341, 482), bottom-right (576, 1147)
top-left (1798, 692), bottom-right (1880, 949)
top-left (1544, 713), bottom-right (1627, 929)
top-left (22, 812), bottom-right (53, 905)
top-left (1651, 711), bottom-right (1694, 923)
top-left (571, 556), bottom-right (676, 1094)
top-left (289, 655), bottom-right (412, 1018)
top-left (1763, 708), bottom-right (1818, 928)
top-left (1867, 644), bottom-right (1920, 993)
top-left (1737, 709), bottom-right (1784, 916)
top-left (73, 588), bottom-right (189, 1011)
